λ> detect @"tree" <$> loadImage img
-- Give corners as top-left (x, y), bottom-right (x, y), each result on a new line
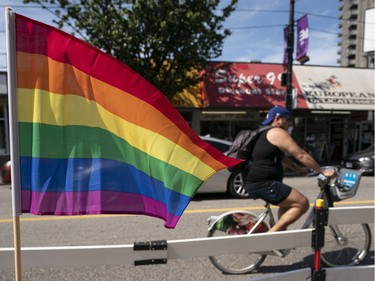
top-left (24, 0), bottom-right (238, 100)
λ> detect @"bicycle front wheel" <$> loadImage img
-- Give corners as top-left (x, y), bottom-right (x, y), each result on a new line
top-left (321, 223), bottom-right (372, 267)
top-left (207, 211), bottom-right (267, 274)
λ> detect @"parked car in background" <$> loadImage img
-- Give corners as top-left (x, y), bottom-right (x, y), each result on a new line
top-left (198, 136), bottom-right (248, 199)
top-left (0, 136), bottom-right (250, 198)
top-left (1, 160), bottom-right (11, 184)
top-left (342, 146), bottom-right (374, 175)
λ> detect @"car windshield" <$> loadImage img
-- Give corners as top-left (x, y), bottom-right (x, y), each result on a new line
top-left (204, 140), bottom-right (230, 153)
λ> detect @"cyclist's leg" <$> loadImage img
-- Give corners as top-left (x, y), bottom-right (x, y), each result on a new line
top-left (269, 187), bottom-right (309, 232)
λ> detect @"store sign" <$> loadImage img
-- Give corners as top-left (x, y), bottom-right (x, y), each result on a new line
top-left (202, 62), bottom-right (307, 108)
top-left (302, 84), bottom-right (374, 106)
top-left (293, 65), bottom-right (374, 111)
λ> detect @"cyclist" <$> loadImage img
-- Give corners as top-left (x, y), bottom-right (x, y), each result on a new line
top-left (244, 106), bottom-right (336, 237)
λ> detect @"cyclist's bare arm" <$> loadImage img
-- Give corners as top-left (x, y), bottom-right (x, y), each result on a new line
top-left (267, 128), bottom-right (335, 178)
top-left (282, 156), bottom-right (309, 175)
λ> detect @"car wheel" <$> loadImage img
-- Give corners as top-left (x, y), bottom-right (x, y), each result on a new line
top-left (1, 161), bottom-right (11, 184)
top-left (227, 170), bottom-right (249, 199)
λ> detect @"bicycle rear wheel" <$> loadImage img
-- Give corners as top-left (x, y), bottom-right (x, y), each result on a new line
top-left (321, 223), bottom-right (372, 267)
top-left (207, 211), bottom-right (268, 274)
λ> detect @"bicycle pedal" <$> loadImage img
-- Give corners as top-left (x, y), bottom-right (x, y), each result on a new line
top-left (207, 216), bottom-right (218, 225)
top-left (272, 249), bottom-right (291, 257)
top-left (272, 249), bottom-right (285, 257)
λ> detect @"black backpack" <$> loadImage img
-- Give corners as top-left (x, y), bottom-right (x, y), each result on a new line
top-left (227, 126), bottom-right (272, 173)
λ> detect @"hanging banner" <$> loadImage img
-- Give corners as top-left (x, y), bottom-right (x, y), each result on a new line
top-left (296, 14), bottom-right (310, 64)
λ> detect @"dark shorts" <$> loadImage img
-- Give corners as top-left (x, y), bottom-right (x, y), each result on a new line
top-left (244, 181), bottom-right (292, 205)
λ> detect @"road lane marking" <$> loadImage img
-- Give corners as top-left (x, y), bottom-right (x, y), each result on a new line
top-left (0, 200), bottom-right (374, 224)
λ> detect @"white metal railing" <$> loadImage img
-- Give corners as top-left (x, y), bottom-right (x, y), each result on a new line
top-left (1, 206), bottom-right (374, 281)
top-left (0, 229), bottom-right (313, 268)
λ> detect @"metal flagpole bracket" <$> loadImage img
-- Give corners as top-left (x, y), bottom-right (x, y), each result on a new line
top-left (312, 268), bottom-right (326, 281)
top-left (311, 200), bottom-right (329, 281)
top-left (311, 207), bottom-right (329, 249)
top-left (133, 240), bottom-right (167, 266)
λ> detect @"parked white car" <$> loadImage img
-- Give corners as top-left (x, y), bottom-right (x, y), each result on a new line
top-left (198, 136), bottom-right (249, 199)
top-left (1, 136), bottom-right (250, 198)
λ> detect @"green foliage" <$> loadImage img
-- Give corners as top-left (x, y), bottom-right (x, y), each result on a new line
top-left (23, 0), bottom-right (237, 100)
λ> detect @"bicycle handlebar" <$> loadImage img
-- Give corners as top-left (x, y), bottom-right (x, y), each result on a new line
top-left (317, 166), bottom-right (338, 188)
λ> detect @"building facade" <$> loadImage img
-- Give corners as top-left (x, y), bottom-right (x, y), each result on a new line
top-left (338, 0), bottom-right (375, 68)
top-left (173, 62), bottom-right (374, 164)
top-left (0, 63), bottom-right (374, 167)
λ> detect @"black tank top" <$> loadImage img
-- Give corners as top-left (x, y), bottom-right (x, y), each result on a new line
top-left (246, 128), bottom-right (284, 183)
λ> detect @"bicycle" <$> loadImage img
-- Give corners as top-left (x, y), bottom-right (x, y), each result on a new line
top-left (207, 167), bottom-right (372, 274)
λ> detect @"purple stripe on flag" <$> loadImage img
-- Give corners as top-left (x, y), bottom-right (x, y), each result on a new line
top-left (21, 190), bottom-right (180, 228)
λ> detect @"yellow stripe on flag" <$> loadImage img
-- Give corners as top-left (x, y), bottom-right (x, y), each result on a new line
top-left (17, 89), bottom-right (216, 180)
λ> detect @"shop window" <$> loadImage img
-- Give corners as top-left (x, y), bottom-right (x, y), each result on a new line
top-left (293, 116), bottom-right (331, 162)
top-left (359, 122), bottom-right (374, 151)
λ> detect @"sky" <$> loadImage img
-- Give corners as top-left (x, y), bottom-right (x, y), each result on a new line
top-left (0, 0), bottom-right (342, 70)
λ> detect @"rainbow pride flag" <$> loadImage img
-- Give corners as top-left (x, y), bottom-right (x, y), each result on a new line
top-left (12, 14), bottom-right (241, 228)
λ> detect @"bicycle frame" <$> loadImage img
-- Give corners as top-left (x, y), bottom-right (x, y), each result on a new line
top-left (241, 176), bottom-right (337, 235)
top-left (207, 169), bottom-right (371, 273)
top-left (301, 183), bottom-right (335, 229)
top-left (208, 183), bottom-right (334, 236)
top-left (247, 177), bottom-right (351, 249)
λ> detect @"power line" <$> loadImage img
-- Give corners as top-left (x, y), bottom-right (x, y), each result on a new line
top-left (229, 8), bottom-right (374, 26)
top-left (228, 24), bottom-right (284, 30)
top-left (2, 4), bottom-right (372, 41)
top-left (228, 8), bottom-right (340, 20)
top-left (311, 27), bottom-right (375, 42)
top-left (226, 24), bottom-right (374, 43)
top-left (3, 25), bottom-right (369, 43)
top-left (3, 4), bottom-right (371, 29)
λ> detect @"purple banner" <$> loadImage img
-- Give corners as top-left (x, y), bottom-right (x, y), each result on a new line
top-left (296, 14), bottom-right (310, 64)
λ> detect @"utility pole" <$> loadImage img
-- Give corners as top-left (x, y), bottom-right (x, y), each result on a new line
top-left (285, 0), bottom-right (295, 111)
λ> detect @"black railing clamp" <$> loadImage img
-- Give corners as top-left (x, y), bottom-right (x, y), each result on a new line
top-left (133, 240), bottom-right (167, 266)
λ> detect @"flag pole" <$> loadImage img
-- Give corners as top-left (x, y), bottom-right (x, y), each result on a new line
top-left (5, 7), bottom-right (23, 281)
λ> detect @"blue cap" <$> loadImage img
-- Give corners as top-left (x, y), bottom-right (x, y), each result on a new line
top-left (261, 106), bottom-right (290, 125)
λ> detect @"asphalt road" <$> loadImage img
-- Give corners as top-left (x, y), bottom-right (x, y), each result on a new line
top-left (0, 175), bottom-right (374, 281)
